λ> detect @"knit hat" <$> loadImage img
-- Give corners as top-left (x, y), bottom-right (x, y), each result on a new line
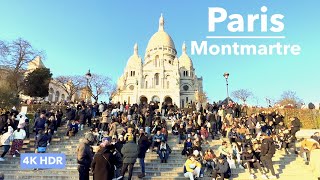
top-left (102, 136), bottom-right (112, 142)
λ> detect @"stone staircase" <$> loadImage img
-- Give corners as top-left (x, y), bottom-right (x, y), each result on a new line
top-left (0, 123), bottom-right (318, 180)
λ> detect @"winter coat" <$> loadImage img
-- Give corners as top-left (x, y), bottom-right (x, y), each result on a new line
top-left (77, 139), bottom-right (94, 167)
top-left (35, 133), bottom-right (49, 148)
top-left (260, 137), bottom-right (275, 157)
top-left (215, 160), bottom-right (231, 175)
top-left (78, 110), bottom-right (87, 124)
top-left (91, 147), bottom-right (115, 180)
top-left (34, 117), bottom-right (46, 130)
top-left (121, 141), bottom-right (139, 164)
top-left (109, 122), bottom-right (119, 136)
top-left (101, 111), bottom-right (108, 123)
top-left (138, 134), bottom-right (150, 158)
top-left (66, 109), bottom-right (75, 120)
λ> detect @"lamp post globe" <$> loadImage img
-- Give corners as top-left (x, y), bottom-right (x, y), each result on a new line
top-left (223, 72), bottom-right (230, 102)
top-left (85, 69), bottom-right (92, 103)
top-left (85, 69), bottom-right (92, 80)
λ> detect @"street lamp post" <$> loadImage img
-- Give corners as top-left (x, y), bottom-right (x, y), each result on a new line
top-left (223, 72), bottom-right (230, 102)
top-left (85, 69), bottom-right (92, 103)
top-left (136, 79), bottom-right (139, 105)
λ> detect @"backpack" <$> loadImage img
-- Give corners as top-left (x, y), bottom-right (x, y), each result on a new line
top-left (268, 140), bottom-right (276, 156)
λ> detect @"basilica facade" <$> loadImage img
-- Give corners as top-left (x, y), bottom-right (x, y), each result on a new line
top-left (112, 14), bottom-right (203, 108)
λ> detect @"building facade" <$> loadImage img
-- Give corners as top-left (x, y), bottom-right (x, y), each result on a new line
top-left (112, 14), bottom-right (203, 108)
top-left (21, 56), bottom-right (76, 103)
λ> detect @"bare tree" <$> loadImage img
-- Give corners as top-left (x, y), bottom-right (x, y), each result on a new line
top-left (88, 74), bottom-right (114, 102)
top-left (277, 90), bottom-right (303, 107)
top-left (196, 91), bottom-right (208, 104)
top-left (55, 75), bottom-right (86, 101)
top-left (0, 38), bottom-right (43, 95)
top-left (232, 89), bottom-right (253, 104)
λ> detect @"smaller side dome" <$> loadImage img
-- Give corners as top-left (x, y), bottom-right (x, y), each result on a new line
top-left (179, 42), bottom-right (193, 68)
top-left (126, 43), bottom-right (142, 69)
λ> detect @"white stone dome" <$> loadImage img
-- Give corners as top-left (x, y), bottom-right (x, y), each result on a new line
top-left (145, 14), bottom-right (176, 52)
top-left (179, 42), bottom-right (193, 68)
top-left (146, 31), bottom-right (175, 51)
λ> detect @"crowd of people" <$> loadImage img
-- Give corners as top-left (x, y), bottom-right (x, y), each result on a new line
top-left (72, 100), bottom-right (320, 180)
top-left (1, 100), bottom-right (320, 180)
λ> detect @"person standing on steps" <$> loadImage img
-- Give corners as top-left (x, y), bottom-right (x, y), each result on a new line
top-left (119, 138), bottom-right (139, 180)
top-left (0, 126), bottom-right (14, 161)
top-left (91, 137), bottom-right (115, 180)
top-left (77, 133), bottom-right (94, 180)
top-left (260, 133), bottom-right (277, 179)
top-left (290, 117), bottom-right (301, 138)
top-left (138, 128), bottom-right (150, 178)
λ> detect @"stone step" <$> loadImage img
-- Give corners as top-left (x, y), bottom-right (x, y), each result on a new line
top-left (3, 174), bottom-right (78, 180)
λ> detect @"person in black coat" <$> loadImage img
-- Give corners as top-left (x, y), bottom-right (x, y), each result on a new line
top-left (0, 111), bottom-right (7, 134)
top-left (79, 106), bottom-right (87, 130)
top-left (91, 137), bottom-right (115, 180)
top-left (290, 117), bottom-right (301, 137)
top-left (35, 129), bottom-right (49, 153)
top-left (260, 133), bottom-right (277, 178)
top-left (242, 147), bottom-right (267, 179)
top-left (55, 109), bottom-right (63, 129)
top-left (137, 129), bottom-right (150, 178)
top-left (66, 106), bottom-right (76, 126)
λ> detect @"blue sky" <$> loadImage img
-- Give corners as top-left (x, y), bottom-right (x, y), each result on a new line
top-left (0, 0), bottom-right (319, 105)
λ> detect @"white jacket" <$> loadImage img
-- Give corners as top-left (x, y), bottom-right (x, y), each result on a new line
top-left (13, 129), bottom-right (26, 140)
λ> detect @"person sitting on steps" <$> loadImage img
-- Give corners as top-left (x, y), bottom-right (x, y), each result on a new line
top-left (184, 154), bottom-right (201, 180)
top-left (66, 120), bottom-right (78, 136)
top-left (157, 140), bottom-right (171, 163)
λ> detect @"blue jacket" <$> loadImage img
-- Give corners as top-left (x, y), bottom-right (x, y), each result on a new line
top-left (152, 134), bottom-right (164, 142)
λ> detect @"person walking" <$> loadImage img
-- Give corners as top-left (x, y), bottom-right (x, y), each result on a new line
top-left (138, 129), bottom-right (149, 178)
top-left (290, 117), bottom-right (301, 138)
top-left (119, 139), bottom-right (139, 180)
top-left (77, 133), bottom-right (94, 180)
top-left (35, 129), bottom-right (49, 153)
top-left (10, 124), bottom-right (26, 157)
top-left (260, 133), bottom-right (277, 179)
top-left (0, 126), bottom-right (14, 161)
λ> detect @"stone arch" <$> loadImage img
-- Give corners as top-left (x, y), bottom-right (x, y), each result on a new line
top-left (140, 96), bottom-right (148, 105)
top-left (164, 96), bottom-right (173, 105)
